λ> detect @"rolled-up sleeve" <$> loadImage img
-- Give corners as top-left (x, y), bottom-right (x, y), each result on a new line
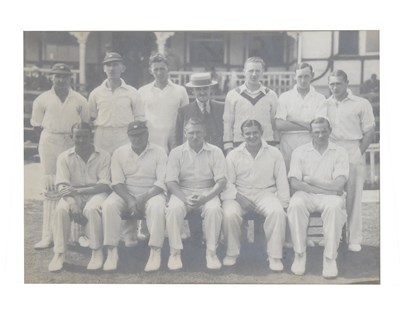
top-left (275, 95), bottom-right (288, 120)
top-left (288, 148), bottom-right (303, 181)
top-left (212, 148), bottom-right (227, 182)
top-left (88, 92), bottom-right (98, 120)
top-left (154, 150), bottom-right (168, 191)
top-left (360, 99), bottom-right (376, 134)
top-left (166, 149), bottom-right (180, 183)
top-left (30, 96), bottom-right (45, 127)
top-left (97, 152), bottom-right (111, 185)
top-left (110, 150), bottom-right (126, 186)
top-left (223, 92), bottom-right (235, 150)
top-left (333, 148), bottom-right (350, 181)
top-left (55, 154), bottom-right (71, 187)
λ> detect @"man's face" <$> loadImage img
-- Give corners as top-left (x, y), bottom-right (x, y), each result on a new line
top-left (242, 125), bottom-right (262, 148)
top-left (311, 122), bottom-right (331, 146)
top-left (244, 62), bottom-right (263, 85)
top-left (150, 61), bottom-right (169, 84)
top-left (128, 131), bottom-right (149, 152)
top-left (72, 128), bottom-right (91, 148)
top-left (185, 124), bottom-right (206, 149)
top-left (328, 76), bottom-right (348, 99)
top-left (193, 86), bottom-right (211, 103)
top-left (295, 67), bottom-right (313, 90)
top-left (103, 61), bottom-right (125, 79)
top-left (51, 74), bottom-right (71, 90)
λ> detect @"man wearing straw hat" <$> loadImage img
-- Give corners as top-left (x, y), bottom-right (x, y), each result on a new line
top-left (176, 73), bottom-right (224, 151)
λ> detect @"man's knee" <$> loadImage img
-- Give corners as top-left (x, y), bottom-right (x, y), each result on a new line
top-left (146, 195), bottom-right (166, 216)
top-left (222, 200), bottom-right (241, 221)
top-left (166, 197), bottom-right (186, 218)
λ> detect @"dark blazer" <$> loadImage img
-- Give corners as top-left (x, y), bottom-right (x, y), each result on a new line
top-left (176, 99), bottom-right (224, 150)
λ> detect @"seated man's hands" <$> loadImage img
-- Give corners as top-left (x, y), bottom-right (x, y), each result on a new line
top-left (59, 185), bottom-right (79, 197)
top-left (120, 198), bottom-right (139, 220)
top-left (187, 194), bottom-right (207, 209)
top-left (69, 202), bottom-right (87, 225)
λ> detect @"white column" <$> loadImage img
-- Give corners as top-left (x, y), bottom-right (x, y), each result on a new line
top-left (154, 32), bottom-right (175, 54)
top-left (70, 32), bottom-right (90, 91)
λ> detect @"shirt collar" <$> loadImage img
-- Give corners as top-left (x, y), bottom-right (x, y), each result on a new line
top-left (237, 140), bottom-right (269, 152)
top-left (102, 78), bottom-right (128, 90)
top-left (152, 79), bottom-right (173, 89)
top-left (294, 85), bottom-right (316, 97)
top-left (196, 99), bottom-right (210, 113)
top-left (238, 83), bottom-right (269, 95)
top-left (328, 88), bottom-right (356, 102)
top-left (131, 143), bottom-right (152, 157)
top-left (67, 145), bottom-right (100, 157)
top-left (183, 141), bottom-right (211, 152)
top-left (305, 141), bottom-right (338, 152)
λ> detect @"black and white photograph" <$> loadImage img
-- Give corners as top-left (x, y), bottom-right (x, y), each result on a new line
top-left (23, 30), bottom-right (380, 284)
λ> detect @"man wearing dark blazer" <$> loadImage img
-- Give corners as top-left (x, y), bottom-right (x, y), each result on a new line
top-left (176, 73), bottom-right (224, 151)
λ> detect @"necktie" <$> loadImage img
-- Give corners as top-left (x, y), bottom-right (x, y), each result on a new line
top-left (201, 102), bottom-right (207, 115)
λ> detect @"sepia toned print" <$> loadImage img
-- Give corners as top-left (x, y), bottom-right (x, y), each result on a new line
top-left (24, 31), bottom-right (379, 284)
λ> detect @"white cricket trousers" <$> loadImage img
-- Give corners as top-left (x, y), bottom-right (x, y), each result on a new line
top-left (102, 192), bottom-right (166, 248)
top-left (287, 191), bottom-right (347, 259)
top-left (222, 191), bottom-right (286, 259)
top-left (334, 140), bottom-right (365, 245)
top-left (52, 193), bottom-right (108, 253)
top-left (166, 187), bottom-right (223, 252)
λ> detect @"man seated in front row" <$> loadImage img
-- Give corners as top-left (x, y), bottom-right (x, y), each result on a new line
top-left (101, 121), bottom-right (168, 272)
top-left (221, 119), bottom-right (290, 271)
top-left (165, 118), bottom-right (227, 270)
top-left (287, 117), bottom-right (349, 279)
top-left (49, 122), bottom-right (111, 272)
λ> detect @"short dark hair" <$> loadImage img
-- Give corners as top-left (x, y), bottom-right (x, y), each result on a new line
top-left (149, 52), bottom-right (168, 66)
top-left (310, 117), bottom-right (332, 132)
top-left (244, 56), bottom-right (266, 70)
top-left (329, 70), bottom-right (349, 83)
top-left (184, 118), bottom-right (205, 130)
top-left (71, 122), bottom-right (92, 134)
top-left (240, 119), bottom-right (263, 133)
top-left (295, 62), bottom-right (313, 74)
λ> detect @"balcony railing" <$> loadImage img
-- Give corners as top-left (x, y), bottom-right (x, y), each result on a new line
top-left (169, 71), bottom-right (296, 96)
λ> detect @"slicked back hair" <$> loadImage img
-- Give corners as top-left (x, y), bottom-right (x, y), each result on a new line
top-left (184, 118), bottom-right (206, 131)
top-left (328, 70), bottom-right (349, 83)
top-left (295, 62), bottom-right (314, 74)
top-left (240, 119), bottom-right (263, 133)
top-left (310, 117), bottom-right (332, 132)
top-left (244, 56), bottom-right (266, 70)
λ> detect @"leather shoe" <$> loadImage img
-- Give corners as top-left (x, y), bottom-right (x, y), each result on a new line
top-left (48, 253), bottom-right (64, 272)
top-left (34, 239), bottom-right (53, 250)
top-left (206, 250), bottom-right (221, 270)
top-left (223, 255), bottom-right (238, 266)
top-left (269, 258), bottom-right (284, 272)
top-left (348, 244), bottom-right (362, 252)
top-left (144, 247), bottom-right (161, 272)
top-left (87, 249), bottom-right (104, 270)
top-left (103, 247), bottom-right (118, 271)
top-left (322, 257), bottom-right (338, 279)
top-left (167, 249), bottom-right (182, 271)
top-left (291, 253), bottom-right (306, 275)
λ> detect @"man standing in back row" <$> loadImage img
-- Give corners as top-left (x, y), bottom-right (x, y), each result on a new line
top-left (316, 70), bottom-right (375, 252)
top-left (223, 56), bottom-right (279, 155)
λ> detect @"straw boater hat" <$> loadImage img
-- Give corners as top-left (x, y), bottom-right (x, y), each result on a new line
top-left (185, 73), bottom-right (218, 88)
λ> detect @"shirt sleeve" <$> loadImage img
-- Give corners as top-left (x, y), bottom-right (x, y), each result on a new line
top-left (360, 99), bottom-right (376, 133)
top-left (154, 149), bottom-right (168, 191)
top-left (165, 148), bottom-right (181, 183)
top-left (96, 152), bottom-right (111, 185)
top-left (110, 149), bottom-right (126, 186)
top-left (79, 96), bottom-right (90, 123)
top-left (132, 90), bottom-right (146, 121)
top-left (223, 91), bottom-right (235, 150)
top-left (55, 154), bottom-right (71, 187)
top-left (275, 94), bottom-right (288, 120)
top-left (88, 91), bottom-right (98, 120)
top-left (273, 150), bottom-right (290, 208)
top-left (211, 148), bottom-right (227, 182)
top-left (30, 95), bottom-right (45, 127)
top-left (288, 147), bottom-right (303, 180)
top-left (220, 151), bottom-right (237, 201)
top-left (315, 99), bottom-right (329, 119)
top-left (332, 148), bottom-right (350, 181)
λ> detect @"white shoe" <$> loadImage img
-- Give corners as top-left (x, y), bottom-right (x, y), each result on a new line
top-left (34, 239), bottom-right (53, 250)
top-left (48, 253), bottom-right (64, 272)
top-left (348, 244), bottom-right (362, 252)
top-left (103, 247), bottom-right (118, 271)
top-left (79, 236), bottom-right (90, 248)
top-left (124, 238), bottom-right (139, 248)
top-left (144, 247), bottom-right (161, 272)
top-left (322, 257), bottom-right (338, 278)
top-left (318, 239), bottom-right (325, 247)
top-left (87, 249), bottom-right (104, 270)
top-left (206, 250), bottom-right (222, 270)
top-left (269, 258), bottom-right (284, 272)
top-left (223, 255), bottom-right (238, 266)
top-left (167, 249), bottom-right (182, 271)
top-left (291, 253), bottom-right (306, 276)
top-left (306, 238), bottom-right (316, 247)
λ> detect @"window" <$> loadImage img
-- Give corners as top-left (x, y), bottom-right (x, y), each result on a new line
top-left (248, 33), bottom-right (285, 67)
top-left (338, 31), bottom-right (359, 55)
top-left (188, 32), bottom-right (226, 65)
top-left (365, 30), bottom-right (379, 54)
